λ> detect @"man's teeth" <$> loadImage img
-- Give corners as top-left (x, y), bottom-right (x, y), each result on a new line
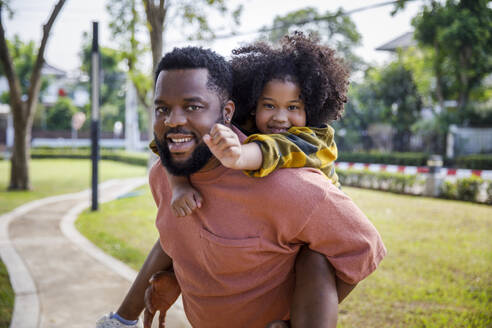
top-left (171, 137), bottom-right (192, 143)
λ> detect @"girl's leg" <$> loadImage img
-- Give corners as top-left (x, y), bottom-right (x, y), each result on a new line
top-left (290, 246), bottom-right (338, 328)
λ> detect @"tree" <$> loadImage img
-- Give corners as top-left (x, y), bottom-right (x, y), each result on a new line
top-left (396, 0), bottom-right (492, 112)
top-left (0, 0), bottom-right (66, 190)
top-left (259, 7), bottom-right (365, 72)
top-left (106, 0), bottom-right (242, 162)
top-left (374, 62), bottom-right (422, 151)
top-left (333, 70), bottom-right (386, 151)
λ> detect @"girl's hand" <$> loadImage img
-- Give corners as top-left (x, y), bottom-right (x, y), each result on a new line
top-left (203, 123), bottom-right (243, 169)
top-left (171, 184), bottom-right (203, 217)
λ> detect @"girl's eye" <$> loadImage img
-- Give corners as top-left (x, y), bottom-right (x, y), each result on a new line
top-left (287, 105), bottom-right (299, 111)
top-left (263, 103), bottom-right (275, 109)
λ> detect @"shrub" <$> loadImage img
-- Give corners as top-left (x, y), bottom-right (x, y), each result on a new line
top-left (440, 181), bottom-right (458, 200)
top-left (487, 183), bottom-right (492, 205)
top-left (456, 176), bottom-right (483, 202)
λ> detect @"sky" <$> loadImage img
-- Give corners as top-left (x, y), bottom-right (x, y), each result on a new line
top-left (3, 0), bottom-right (423, 73)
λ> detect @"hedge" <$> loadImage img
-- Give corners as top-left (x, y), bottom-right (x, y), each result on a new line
top-left (453, 154), bottom-right (492, 170)
top-left (338, 169), bottom-right (491, 204)
top-left (338, 152), bottom-right (492, 170)
top-left (338, 152), bottom-right (429, 166)
top-left (337, 169), bottom-right (423, 194)
top-left (29, 148), bottom-right (148, 167)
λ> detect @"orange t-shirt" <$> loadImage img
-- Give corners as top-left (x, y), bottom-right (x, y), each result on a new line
top-left (150, 131), bottom-right (386, 328)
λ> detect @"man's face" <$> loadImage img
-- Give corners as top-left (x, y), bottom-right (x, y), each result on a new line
top-left (153, 68), bottom-right (232, 175)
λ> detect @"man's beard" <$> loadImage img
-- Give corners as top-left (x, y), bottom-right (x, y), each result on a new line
top-left (154, 132), bottom-right (213, 176)
top-left (154, 116), bottom-right (224, 176)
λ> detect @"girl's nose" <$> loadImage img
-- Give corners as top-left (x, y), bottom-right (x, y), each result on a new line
top-left (272, 109), bottom-right (288, 122)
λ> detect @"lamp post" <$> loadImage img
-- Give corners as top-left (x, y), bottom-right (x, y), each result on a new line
top-left (91, 22), bottom-right (100, 211)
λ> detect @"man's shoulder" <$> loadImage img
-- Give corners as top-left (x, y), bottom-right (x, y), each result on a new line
top-left (265, 167), bottom-right (337, 197)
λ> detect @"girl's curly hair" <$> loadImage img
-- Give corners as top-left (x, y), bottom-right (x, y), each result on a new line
top-left (231, 32), bottom-right (349, 128)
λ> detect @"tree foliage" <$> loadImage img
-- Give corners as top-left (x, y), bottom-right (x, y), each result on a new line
top-left (0, 36), bottom-right (49, 102)
top-left (399, 0), bottom-right (492, 111)
top-left (259, 7), bottom-right (364, 72)
top-left (79, 35), bottom-right (126, 132)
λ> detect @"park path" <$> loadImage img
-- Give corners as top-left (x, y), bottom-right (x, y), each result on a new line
top-left (1, 178), bottom-right (190, 328)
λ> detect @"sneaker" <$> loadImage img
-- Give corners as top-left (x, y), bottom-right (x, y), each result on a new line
top-left (96, 312), bottom-right (141, 328)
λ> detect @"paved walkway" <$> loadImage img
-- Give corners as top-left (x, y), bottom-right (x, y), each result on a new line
top-left (0, 178), bottom-right (190, 328)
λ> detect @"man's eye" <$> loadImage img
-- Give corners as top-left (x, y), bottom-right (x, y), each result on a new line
top-left (155, 107), bottom-right (168, 114)
top-left (186, 105), bottom-right (202, 111)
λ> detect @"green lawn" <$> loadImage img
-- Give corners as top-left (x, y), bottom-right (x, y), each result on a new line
top-left (76, 186), bottom-right (492, 328)
top-left (0, 158), bottom-right (147, 328)
top-left (0, 158), bottom-right (147, 214)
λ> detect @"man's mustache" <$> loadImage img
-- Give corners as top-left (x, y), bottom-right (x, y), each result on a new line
top-left (164, 127), bottom-right (195, 137)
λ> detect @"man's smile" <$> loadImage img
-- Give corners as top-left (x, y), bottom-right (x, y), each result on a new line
top-left (166, 133), bottom-right (197, 155)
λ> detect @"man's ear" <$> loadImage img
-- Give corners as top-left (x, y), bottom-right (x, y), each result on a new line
top-left (222, 100), bottom-right (235, 124)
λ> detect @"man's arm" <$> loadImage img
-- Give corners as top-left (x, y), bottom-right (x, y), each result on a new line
top-left (116, 240), bottom-right (173, 320)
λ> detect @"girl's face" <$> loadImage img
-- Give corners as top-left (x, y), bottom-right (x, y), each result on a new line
top-left (255, 79), bottom-right (306, 134)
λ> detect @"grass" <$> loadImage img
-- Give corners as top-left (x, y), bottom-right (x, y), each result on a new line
top-left (76, 186), bottom-right (492, 328)
top-left (0, 260), bottom-right (14, 328)
top-left (0, 158), bottom-right (147, 214)
top-left (0, 158), bottom-right (147, 328)
top-left (75, 185), bottom-right (158, 270)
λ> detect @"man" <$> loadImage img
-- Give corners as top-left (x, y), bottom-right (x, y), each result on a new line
top-left (97, 47), bottom-right (386, 328)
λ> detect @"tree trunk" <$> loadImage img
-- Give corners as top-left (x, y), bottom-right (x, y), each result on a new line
top-left (9, 102), bottom-right (32, 190)
top-left (143, 0), bottom-right (167, 168)
top-left (0, 0), bottom-right (66, 190)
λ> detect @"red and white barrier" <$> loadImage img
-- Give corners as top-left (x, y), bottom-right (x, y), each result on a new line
top-left (335, 162), bottom-right (492, 181)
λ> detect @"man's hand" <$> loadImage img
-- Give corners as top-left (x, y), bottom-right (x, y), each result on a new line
top-left (170, 184), bottom-right (203, 217)
top-left (203, 124), bottom-right (243, 169)
top-left (143, 270), bottom-right (181, 328)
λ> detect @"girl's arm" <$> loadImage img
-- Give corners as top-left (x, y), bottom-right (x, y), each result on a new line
top-left (149, 139), bottom-right (203, 217)
top-left (203, 123), bottom-right (263, 170)
top-left (244, 126), bottom-right (340, 187)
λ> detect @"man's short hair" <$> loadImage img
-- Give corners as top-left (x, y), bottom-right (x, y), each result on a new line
top-left (155, 47), bottom-right (233, 104)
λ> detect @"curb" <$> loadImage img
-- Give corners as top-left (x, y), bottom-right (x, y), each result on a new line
top-left (0, 177), bottom-right (145, 328)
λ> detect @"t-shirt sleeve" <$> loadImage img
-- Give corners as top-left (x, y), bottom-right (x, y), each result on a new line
top-left (293, 187), bottom-right (386, 284)
top-left (242, 127), bottom-right (338, 184)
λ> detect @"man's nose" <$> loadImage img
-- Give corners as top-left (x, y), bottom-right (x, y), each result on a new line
top-left (165, 108), bottom-right (187, 127)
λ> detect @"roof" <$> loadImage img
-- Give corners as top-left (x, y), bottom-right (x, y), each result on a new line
top-left (41, 62), bottom-right (66, 77)
top-left (376, 31), bottom-right (416, 52)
